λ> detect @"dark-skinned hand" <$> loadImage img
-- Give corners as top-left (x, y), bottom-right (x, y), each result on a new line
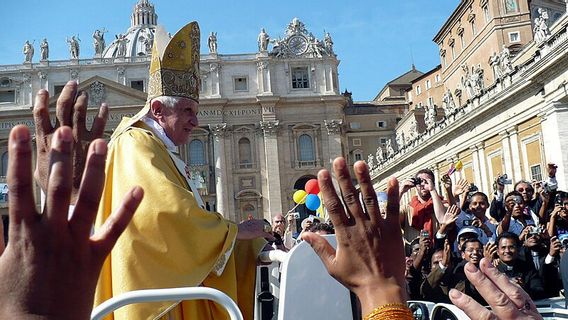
top-left (303, 158), bottom-right (407, 316)
top-left (33, 80), bottom-right (108, 204)
top-left (0, 125), bottom-right (142, 320)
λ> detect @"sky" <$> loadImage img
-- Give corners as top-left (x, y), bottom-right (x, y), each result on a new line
top-left (0, 1), bottom-right (458, 101)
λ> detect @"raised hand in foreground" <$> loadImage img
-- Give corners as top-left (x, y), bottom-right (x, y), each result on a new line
top-left (449, 257), bottom-right (543, 320)
top-left (303, 158), bottom-right (408, 317)
top-left (0, 125), bottom-right (142, 320)
top-left (33, 80), bottom-right (108, 204)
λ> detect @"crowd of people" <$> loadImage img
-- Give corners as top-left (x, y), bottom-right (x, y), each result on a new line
top-left (0, 19), bottom-right (561, 320)
top-left (397, 165), bottom-right (565, 305)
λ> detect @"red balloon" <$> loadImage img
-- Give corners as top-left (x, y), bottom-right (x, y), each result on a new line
top-left (305, 179), bottom-right (319, 194)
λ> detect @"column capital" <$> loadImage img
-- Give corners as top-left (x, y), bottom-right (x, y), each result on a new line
top-left (499, 130), bottom-right (510, 139)
top-left (324, 119), bottom-right (343, 135)
top-left (475, 141), bottom-right (485, 149)
top-left (539, 101), bottom-right (568, 122)
top-left (507, 125), bottom-right (518, 135)
top-left (260, 120), bottom-right (279, 135)
top-left (469, 144), bottom-right (479, 152)
top-left (209, 123), bottom-right (227, 138)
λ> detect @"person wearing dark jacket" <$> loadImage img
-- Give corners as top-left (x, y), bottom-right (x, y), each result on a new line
top-left (496, 232), bottom-right (545, 300)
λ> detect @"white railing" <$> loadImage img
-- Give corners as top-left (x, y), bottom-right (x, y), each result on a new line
top-left (90, 287), bottom-right (243, 320)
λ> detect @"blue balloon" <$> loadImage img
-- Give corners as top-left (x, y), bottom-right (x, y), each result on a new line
top-left (305, 194), bottom-right (321, 211)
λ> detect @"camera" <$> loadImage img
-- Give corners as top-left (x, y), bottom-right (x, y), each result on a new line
top-left (463, 220), bottom-right (473, 227)
top-left (527, 225), bottom-right (542, 236)
top-left (542, 181), bottom-right (556, 193)
top-left (410, 177), bottom-right (423, 186)
top-left (497, 174), bottom-right (512, 185)
top-left (420, 230), bottom-right (430, 238)
top-left (559, 234), bottom-right (568, 249)
top-left (289, 212), bottom-right (300, 219)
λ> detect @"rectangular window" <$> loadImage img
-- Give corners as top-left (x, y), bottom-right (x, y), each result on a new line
top-left (530, 164), bottom-right (543, 181)
top-left (484, 6), bottom-right (491, 23)
top-left (460, 35), bottom-right (465, 49)
top-left (471, 21), bottom-right (477, 37)
top-left (353, 138), bottom-right (361, 146)
top-left (233, 76), bottom-right (248, 91)
top-left (509, 31), bottom-right (520, 43)
top-left (379, 138), bottom-right (387, 144)
top-left (416, 85), bottom-right (422, 95)
top-left (291, 67), bottom-right (310, 89)
top-left (505, 0), bottom-right (518, 13)
top-left (354, 153), bottom-right (362, 161)
top-left (349, 122), bottom-right (361, 129)
top-left (0, 90), bottom-right (15, 103)
top-left (451, 45), bottom-right (456, 60)
top-left (376, 121), bottom-right (386, 128)
top-left (435, 74), bottom-right (441, 83)
top-left (425, 80), bottom-right (431, 90)
top-left (442, 54), bottom-right (447, 68)
top-left (428, 97), bottom-right (434, 107)
top-left (130, 80), bottom-right (144, 92)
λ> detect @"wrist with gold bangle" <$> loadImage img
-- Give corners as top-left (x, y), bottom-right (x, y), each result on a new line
top-left (363, 303), bottom-right (413, 320)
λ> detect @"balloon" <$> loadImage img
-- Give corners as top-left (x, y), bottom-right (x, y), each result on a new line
top-left (455, 160), bottom-right (463, 171)
top-left (305, 179), bottom-right (320, 194)
top-left (293, 190), bottom-right (307, 204)
top-left (305, 194), bottom-right (321, 211)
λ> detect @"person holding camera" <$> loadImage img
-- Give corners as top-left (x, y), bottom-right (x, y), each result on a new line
top-left (489, 174), bottom-right (511, 222)
top-left (518, 225), bottom-right (562, 298)
top-left (498, 191), bottom-right (538, 237)
top-left (455, 192), bottom-right (497, 245)
top-left (547, 191), bottom-right (568, 241)
top-left (399, 169), bottom-right (446, 242)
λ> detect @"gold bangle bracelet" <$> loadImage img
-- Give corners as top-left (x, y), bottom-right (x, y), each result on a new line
top-left (364, 303), bottom-right (413, 320)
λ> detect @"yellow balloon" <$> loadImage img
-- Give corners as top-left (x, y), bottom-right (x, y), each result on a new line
top-left (455, 160), bottom-right (463, 171)
top-left (293, 190), bottom-right (307, 204)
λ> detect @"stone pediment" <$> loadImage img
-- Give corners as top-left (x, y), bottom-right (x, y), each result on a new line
top-left (48, 75), bottom-right (147, 108)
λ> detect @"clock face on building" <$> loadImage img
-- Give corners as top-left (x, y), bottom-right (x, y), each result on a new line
top-left (288, 35), bottom-right (308, 55)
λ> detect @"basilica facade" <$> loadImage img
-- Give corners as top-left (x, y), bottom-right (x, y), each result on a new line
top-left (0, 0), bottom-right (347, 222)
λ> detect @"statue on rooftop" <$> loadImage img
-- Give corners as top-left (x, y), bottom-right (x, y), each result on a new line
top-left (93, 29), bottom-right (106, 56)
top-left (258, 28), bottom-right (269, 52)
top-left (40, 38), bottom-right (49, 60)
top-left (23, 40), bottom-right (34, 63)
top-left (208, 32), bottom-right (218, 54)
top-left (67, 35), bottom-right (80, 59)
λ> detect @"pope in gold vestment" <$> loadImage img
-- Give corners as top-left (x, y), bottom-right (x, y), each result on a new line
top-left (94, 21), bottom-right (265, 320)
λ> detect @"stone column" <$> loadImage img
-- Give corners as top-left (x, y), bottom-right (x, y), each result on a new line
top-left (210, 62), bottom-right (221, 98)
top-left (38, 71), bottom-right (47, 90)
top-left (209, 123), bottom-right (228, 217)
top-left (256, 60), bottom-right (271, 95)
top-left (22, 73), bottom-right (32, 106)
top-left (324, 119), bottom-right (343, 164)
top-left (476, 142), bottom-right (490, 193)
top-left (470, 145), bottom-right (482, 190)
top-left (500, 130), bottom-right (514, 185)
top-left (540, 101), bottom-right (568, 188)
top-left (260, 120), bottom-right (283, 218)
top-left (507, 125), bottom-right (523, 182)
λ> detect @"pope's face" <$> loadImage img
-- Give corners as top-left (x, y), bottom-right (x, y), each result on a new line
top-left (156, 98), bottom-right (199, 146)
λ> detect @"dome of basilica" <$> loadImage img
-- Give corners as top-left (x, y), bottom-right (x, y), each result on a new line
top-left (101, 0), bottom-right (157, 59)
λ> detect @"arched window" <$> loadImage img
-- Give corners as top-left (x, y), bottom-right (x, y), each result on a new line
top-left (238, 138), bottom-right (252, 168)
top-left (298, 134), bottom-right (315, 162)
top-left (188, 140), bottom-right (205, 165)
top-left (1, 152), bottom-right (7, 177)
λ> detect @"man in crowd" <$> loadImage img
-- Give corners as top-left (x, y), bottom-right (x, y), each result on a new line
top-left (495, 232), bottom-right (545, 300)
top-left (451, 238), bottom-right (486, 305)
top-left (498, 191), bottom-right (537, 236)
top-left (399, 169), bottom-right (446, 240)
top-left (456, 192), bottom-right (496, 245)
